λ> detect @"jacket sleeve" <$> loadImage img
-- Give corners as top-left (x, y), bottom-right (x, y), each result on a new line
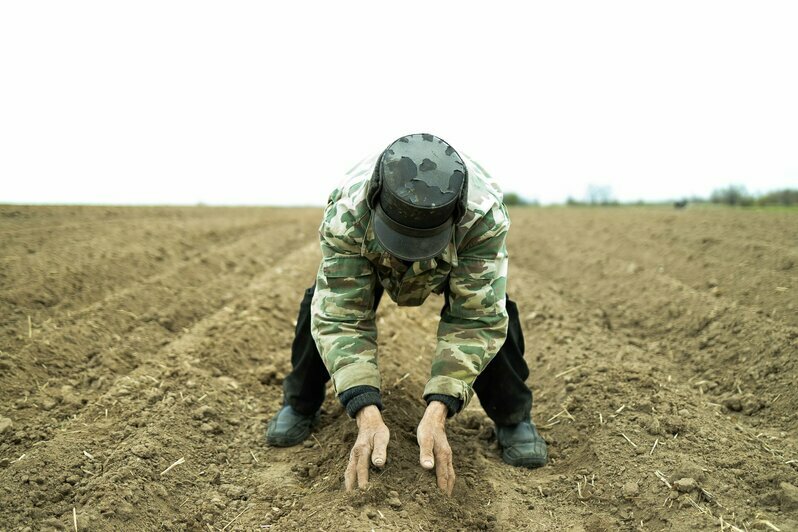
top-left (309, 203), bottom-right (381, 397)
top-left (423, 204), bottom-right (511, 412)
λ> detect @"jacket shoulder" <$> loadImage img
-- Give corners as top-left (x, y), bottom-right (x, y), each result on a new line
top-left (456, 155), bottom-right (510, 246)
top-left (320, 153), bottom-right (379, 251)
top-left (463, 154), bottom-right (504, 214)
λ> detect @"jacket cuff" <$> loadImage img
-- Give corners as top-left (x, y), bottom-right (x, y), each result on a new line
top-left (338, 385), bottom-right (383, 418)
top-left (331, 362), bottom-right (381, 394)
top-left (423, 375), bottom-right (474, 412)
top-left (424, 394), bottom-right (463, 418)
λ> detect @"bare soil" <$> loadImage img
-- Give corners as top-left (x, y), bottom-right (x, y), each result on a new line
top-left (1, 204), bottom-right (796, 531)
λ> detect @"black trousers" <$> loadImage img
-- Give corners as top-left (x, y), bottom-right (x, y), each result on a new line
top-left (282, 283), bottom-right (533, 426)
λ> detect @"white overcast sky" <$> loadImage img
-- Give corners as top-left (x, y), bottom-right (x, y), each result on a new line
top-left (1, 1), bottom-right (796, 205)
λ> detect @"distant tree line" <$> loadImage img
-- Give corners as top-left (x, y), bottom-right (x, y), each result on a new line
top-left (503, 185), bottom-right (798, 207)
top-left (708, 185), bottom-right (798, 207)
top-left (503, 192), bottom-right (539, 206)
top-left (566, 184), bottom-right (620, 206)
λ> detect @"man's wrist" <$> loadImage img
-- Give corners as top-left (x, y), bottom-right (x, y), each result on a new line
top-left (424, 400), bottom-right (449, 422)
top-left (355, 405), bottom-right (382, 425)
top-left (424, 394), bottom-right (462, 418)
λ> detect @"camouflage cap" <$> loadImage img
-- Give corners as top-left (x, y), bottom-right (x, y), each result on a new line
top-left (372, 133), bottom-right (467, 261)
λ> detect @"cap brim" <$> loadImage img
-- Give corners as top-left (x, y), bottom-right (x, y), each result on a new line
top-left (373, 213), bottom-right (453, 262)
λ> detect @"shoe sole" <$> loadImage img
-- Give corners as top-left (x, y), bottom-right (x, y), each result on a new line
top-left (501, 449), bottom-right (548, 469)
top-left (266, 431), bottom-right (309, 447)
top-left (265, 413), bottom-right (320, 447)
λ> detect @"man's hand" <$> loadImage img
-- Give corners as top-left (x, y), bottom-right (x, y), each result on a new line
top-left (344, 405), bottom-right (390, 491)
top-left (417, 401), bottom-right (455, 496)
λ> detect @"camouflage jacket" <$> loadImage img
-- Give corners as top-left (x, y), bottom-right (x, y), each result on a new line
top-left (310, 152), bottom-right (510, 411)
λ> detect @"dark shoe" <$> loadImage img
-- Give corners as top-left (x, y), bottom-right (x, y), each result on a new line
top-left (496, 420), bottom-right (548, 468)
top-left (266, 405), bottom-right (320, 447)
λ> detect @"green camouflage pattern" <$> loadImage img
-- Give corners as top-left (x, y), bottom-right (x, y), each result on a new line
top-left (310, 152), bottom-right (510, 411)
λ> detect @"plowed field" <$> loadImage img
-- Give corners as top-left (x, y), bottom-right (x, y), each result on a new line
top-left (1, 205), bottom-right (796, 531)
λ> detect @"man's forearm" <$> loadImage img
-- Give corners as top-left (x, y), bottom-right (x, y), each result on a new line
top-left (427, 309), bottom-right (509, 412)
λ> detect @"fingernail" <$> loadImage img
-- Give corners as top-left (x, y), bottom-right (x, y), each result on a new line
top-left (424, 460), bottom-right (433, 467)
top-left (374, 459), bottom-right (383, 465)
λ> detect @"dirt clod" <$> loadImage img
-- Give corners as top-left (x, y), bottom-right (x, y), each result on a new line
top-left (130, 443), bottom-right (154, 459)
top-left (779, 482), bottom-right (798, 511)
top-left (622, 481), bottom-right (639, 499)
top-left (674, 477), bottom-right (697, 492)
top-left (258, 364), bottom-right (283, 385)
top-left (0, 417), bottom-right (12, 435)
top-left (200, 422), bottom-right (222, 434)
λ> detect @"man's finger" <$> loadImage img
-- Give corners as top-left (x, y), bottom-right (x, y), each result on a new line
top-left (446, 463), bottom-right (456, 496)
top-left (371, 429), bottom-right (389, 467)
top-left (418, 433), bottom-right (435, 469)
top-left (344, 454), bottom-right (357, 491)
top-left (356, 445), bottom-right (370, 487)
top-left (434, 443), bottom-right (453, 493)
top-left (435, 453), bottom-right (449, 493)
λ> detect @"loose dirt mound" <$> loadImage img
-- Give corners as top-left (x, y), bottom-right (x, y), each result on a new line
top-left (1, 205), bottom-right (796, 531)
